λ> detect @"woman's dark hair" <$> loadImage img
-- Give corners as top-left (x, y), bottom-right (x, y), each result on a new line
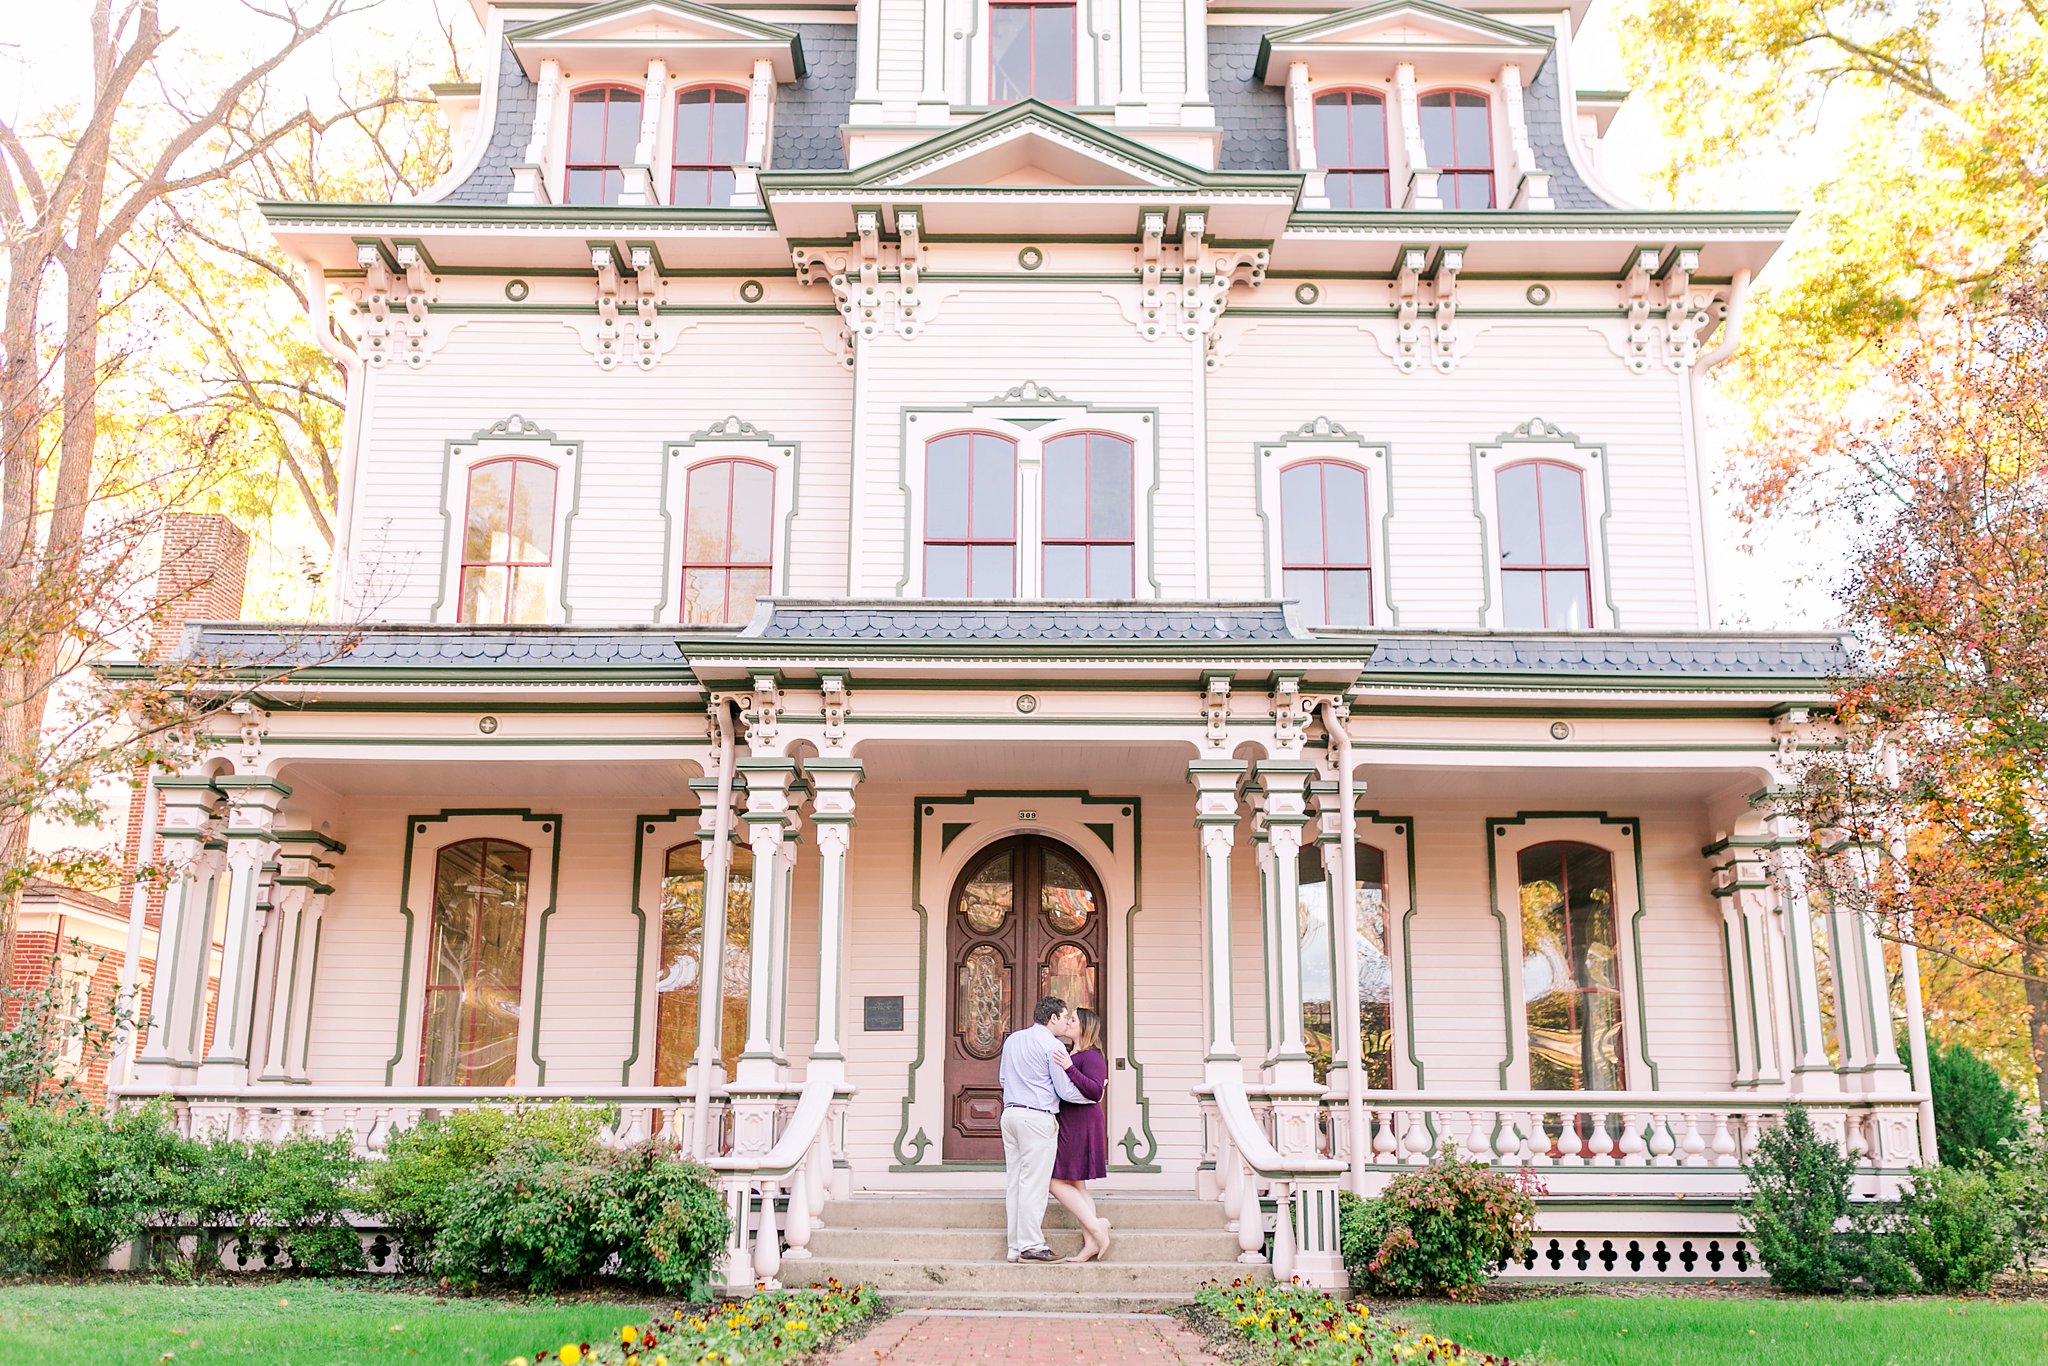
top-left (1033, 996), bottom-right (1067, 1026)
top-left (1073, 1006), bottom-right (1102, 1054)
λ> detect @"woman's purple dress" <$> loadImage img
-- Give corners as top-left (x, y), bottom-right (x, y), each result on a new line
top-left (1053, 1047), bottom-right (1108, 1181)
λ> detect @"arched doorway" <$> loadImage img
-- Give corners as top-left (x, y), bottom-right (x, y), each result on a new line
top-left (943, 833), bottom-right (1108, 1161)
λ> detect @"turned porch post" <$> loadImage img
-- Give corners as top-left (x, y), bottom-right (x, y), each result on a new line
top-left (197, 778), bottom-right (290, 1087)
top-left (1768, 839), bottom-right (1838, 1090)
top-left (806, 759), bottom-right (862, 1085)
top-left (134, 776), bottom-right (223, 1076)
top-left (256, 832), bottom-right (341, 1083)
top-left (1189, 758), bottom-right (1247, 1079)
top-left (734, 755), bottom-right (796, 1085)
top-left (1255, 759), bottom-right (1317, 1090)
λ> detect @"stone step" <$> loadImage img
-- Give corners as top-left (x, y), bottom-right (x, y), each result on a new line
top-left (847, 1289), bottom-right (1223, 1315)
top-left (779, 1254), bottom-right (1261, 1297)
top-left (805, 1225), bottom-right (1246, 1264)
top-left (822, 1196), bottom-right (1224, 1232)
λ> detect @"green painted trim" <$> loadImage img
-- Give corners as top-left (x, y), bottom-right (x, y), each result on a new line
top-left (432, 419), bottom-right (584, 624)
top-left (1470, 419), bottom-right (1621, 630)
top-left (1356, 811), bottom-right (1424, 1089)
top-left (1118, 793), bottom-right (1159, 1170)
top-left (259, 200), bottom-right (778, 229)
top-left (1486, 811), bottom-right (1661, 1091)
top-left (1254, 420), bottom-right (1398, 626)
top-left (1284, 209), bottom-right (1799, 236)
top-left (1719, 916), bottom-right (1744, 1082)
top-left (298, 917), bottom-right (324, 1077)
top-left (656, 423), bottom-right (803, 624)
top-left (188, 871), bottom-right (222, 1058)
top-left (1255, 0), bottom-right (1555, 83)
top-left (506, 0), bottom-right (807, 79)
top-left (386, 809), bottom-right (564, 1086)
top-left (625, 809), bottom-right (696, 1084)
top-left (893, 804), bottom-right (933, 1166)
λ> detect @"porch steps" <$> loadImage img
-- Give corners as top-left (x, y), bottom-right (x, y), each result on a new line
top-left (778, 1195), bottom-right (1267, 1314)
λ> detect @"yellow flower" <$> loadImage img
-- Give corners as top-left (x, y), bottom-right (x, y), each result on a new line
top-left (561, 1346), bottom-right (583, 1366)
top-left (623, 1326), bottom-right (640, 1344)
top-left (787, 1320), bottom-right (807, 1333)
top-left (628, 1357), bottom-right (640, 1366)
top-left (510, 1359), bottom-right (530, 1366)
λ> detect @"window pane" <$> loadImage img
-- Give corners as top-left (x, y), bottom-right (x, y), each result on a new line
top-left (1355, 844), bottom-right (1392, 1090)
top-left (507, 462), bottom-right (555, 562)
top-left (991, 6), bottom-right (1032, 102)
top-left (428, 840), bottom-right (483, 989)
top-left (971, 436), bottom-right (1015, 539)
top-left (1496, 464), bottom-right (1542, 565)
top-left (927, 436), bottom-right (970, 537)
top-left (1419, 93), bottom-right (1456, 168)
top-left (1325, 569), bottom-right (1371, 626)
top-left (727, 567), bottom-right (771, 623)
top-left (710, 91), bottom-right (747, 164)
top-left (569, 90), bottom-right (611, 163)
top-left (1314, 93), bottom-right (1350, 166)
top-left (1087, 435), bottom-right (1132, 539)
top-left (676, 89), bottom-right (711, 160)
top-left (1351, 97), bottom-right (1386, 168)
top-left (1453, 94), bottom-right (1489, 166)
top-left (1279, 465), bottom-right (1323, 564)
top-left (564, 168), bottom-right (606, 205)
top-left (507, 566), bottom-right (550, 624)
top-left (1446, 171), bottom-right (1493, 209)
top-left (707, 168), bottom-right (735, 207)
top-left (728, 462), bottom-right (775, 563)
top-left (1043, 543), bottom-right (1085, 598)
top-left (970, 543), bottom-right (1014, 596)
top-left (1297, 848), bottom-right (1333, 1062)
top-left (1283, 567), bottom-right (1326, 625)
top-left (1322, 463), bottom-right (1369, 563)
top-left (1546, 571), bottom-right (1592, 630)
top-left (720, 849), bottom-right (755, 1070)
top-left (1500, 569), bottom-right (1544, 629)
top-left (462, 565), bottom-right (506, 624)
top-left (1033, 5), bottom-right (1075, 103)
top-left (605, 93), bottom-right (641, 163)
top-left (926, 544), bottom-right (968, 597)
top-left (475, 843), bottom-right (530, 991)
top-left (683, 568), bottom-right (729, 625)
top-left (1042, 435), bottom-right (1085, 540)
top-left (685, 462), bottom-right (732, 564)
top-left (655, 843), bottom-right (705, 1088)
top-left (1537, 463), bottom-right (1586, 562)
top-left (465, 463), bottom-right (512, 562)
top-left (1089, 545), bottom-right (1134, 599)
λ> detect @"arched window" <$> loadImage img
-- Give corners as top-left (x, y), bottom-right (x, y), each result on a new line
top-left (565, 85), bottom-right (642, 205)
top-left (672, 86), bottom-right (747, 206)
top-left (1297, 842), bottom-right (1394, 1089)
top-left (421, 838), bottom-right (530, 1087)
top-left (1419, 90), bottom-right (1492, 208)
top-left (1042, 432), bottom-right (1135, 599)
top-left (1519, 841), bottom-right (1624, 1091)
top-left (1279, 460), bottom-right (1372, 626)
top-left (460, 457), bottom-right (557, 624)
top-left (653, 840), bottom-right (756, 1086)
top-left (680, 458), bottom-right (774, 625)
top-left (990, 1), bottom-right (1076, 104)
top-left (1314, 90), bottom-right (1389, 209)
top-left (1496, 460), bottom-right (1590, 629)
top-left (925, 432), bottom-right (1017, 597)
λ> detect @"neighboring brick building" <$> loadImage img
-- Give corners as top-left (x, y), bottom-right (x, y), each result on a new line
top-left (10, 879), bottom-right (157, 1104)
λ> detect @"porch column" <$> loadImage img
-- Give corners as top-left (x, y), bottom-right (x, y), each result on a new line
top-left (1255, 760), bottom-right (1317, 1089)
top-left (1824, 844), bottom-right (1906, 1087)
top-left (198, 777), bottom-right (289, 1087)
top-left (688, 773), bottom-right (739, 1090)
top-left (256, 833), bottom-right (340, 1084)
top-left (734, 757), bottom-right (795, 1084)
top-left (1189, 759), bottom-right (1247, 1079)
top-left (1738, 890), bottom-right (1784, 1085)
top-left (135, 776), bottom-right (222, 1076)
top-left (768, 776), bottom-right (806, 1066)
top-left (1771, 844), bottom-right (1839, 1091)
top-left (806, 759), bottom-right (862, 1085)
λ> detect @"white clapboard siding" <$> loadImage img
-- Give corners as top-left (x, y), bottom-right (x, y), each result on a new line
top-left (1208, 320), bottom-right (1706, 629)
top-left (1404, 809), bottom-right (1512, 1088)
top-left (1139, 0), bottom-right (1188, 97)
top-left (854, 289), bottom-right (1202, 598)
top-left (839, 791), bottom-right (921, 1166)
top-left (876, 0), bottom-right (924, 97)
top-left (351, 319), bottom-right (852, 620)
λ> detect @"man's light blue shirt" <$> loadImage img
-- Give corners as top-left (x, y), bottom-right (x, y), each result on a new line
top-left (998, 1022), bottom-right (1092, 1111)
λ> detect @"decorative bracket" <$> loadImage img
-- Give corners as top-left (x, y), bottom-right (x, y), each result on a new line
top-left (1131, 210), bottom-right (1270, 364)
top-left (355, 243), bottom-right (433, 369)
top-left (742, 673), bottom-right (783, 750)
top-left (629, 246), bottom-right (662, 369)
top-left (820, 673), bottom-right (852, 753)
top-left (1394, 248), bottom-right (1462, 373)
top-left (1202, 674), bottom-right (1232, 754)
top-left (590, 246), bottom-right (625, 369)
top-left (1270, 675), bottom-right (1307, 758)
top-left (1622, 247), bottom-right (1659, 373)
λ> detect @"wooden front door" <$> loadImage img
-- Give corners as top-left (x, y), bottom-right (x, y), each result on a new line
top-left (943, 834), bottom-right (1108, 1161)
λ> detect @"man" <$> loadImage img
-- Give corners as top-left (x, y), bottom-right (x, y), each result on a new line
top-left (997, 996), bottom-right (1095, 1262)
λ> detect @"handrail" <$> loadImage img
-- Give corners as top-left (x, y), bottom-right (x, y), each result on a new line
top-left (1207, 1076), bottom-right (1345, 1182)
top-left (1307, 1088), bottom-right (1929, 1109)
top-left (708, 1073), bottom-right (842, 1178)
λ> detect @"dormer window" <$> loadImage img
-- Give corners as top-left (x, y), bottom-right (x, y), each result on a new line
top-left (1313, 90), bottom-right (1389, 210)
top-left (1419, 91), bottom-right (1493, 208)
top-left (990, 2), bottom-right (1076, 105)
top-left (673, 86), bottom-right (747, 207)
top-left (565, 85), bottom-right (641, 205)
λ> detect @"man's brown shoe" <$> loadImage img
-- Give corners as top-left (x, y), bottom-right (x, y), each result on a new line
top-left (1019, 1247), bottom-right (1058, 1262)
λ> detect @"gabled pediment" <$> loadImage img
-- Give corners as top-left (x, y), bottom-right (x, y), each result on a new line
top-left (509, 0), bottom-right (804, 81)
top-left (1255, 0), bottom-right (1552, 83)
top-left (836, 102), bottom-right (1215, 192)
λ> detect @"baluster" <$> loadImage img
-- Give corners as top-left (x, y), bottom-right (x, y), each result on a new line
top-left (1554, 1112), bottom-right (1583, 1166)
top-left (1617, 1111), bottom-right (1648, 1166)
top-left (1221, 1133), bottom-right (1243, 1227)
top-left (1679, 1112), bottom-right (1708, 1166)
top-left (1465, 1109), bottom-right (1497, 1163)
top-left (1588, 1112), bottom-right (1616, 1166)
top-left (782, 1167), bottom-right (813, 1260)
top-left (1403, 1110), bottom-right (1433, 1164)
top-left (753, 1182), bottom-right (782, 1287)
top-left (807, 1128), bottom-right (829, 1229)
top-left (1845, 1111), bottom-right (1870, 1165)
top-left (1371, 1109), bottom-right (1399, 1165)
top-left (1236, 1162), bottom-right (1266, 1264)
top-left (1522, 1110), bottom-right (1552, 1166)
top-left (1710, 1113), bottom-right (1738, 1167)
top-left (1648, 1112), bottom-right (1677, 1166)
top-left (1270, 1182), bottom-right (1296, 1283)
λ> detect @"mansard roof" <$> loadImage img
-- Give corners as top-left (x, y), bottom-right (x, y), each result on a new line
top-left (1253, 1), bottom-right (1554, 84)
top-left (507, 0), bottom-right (805, 81)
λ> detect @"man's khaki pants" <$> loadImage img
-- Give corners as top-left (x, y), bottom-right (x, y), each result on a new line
top-left (1001, 1105), bottom-right (1058, 1256)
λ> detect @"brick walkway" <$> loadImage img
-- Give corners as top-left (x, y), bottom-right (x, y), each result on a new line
top-left (823, 1310), bottom-right (1229, 1365)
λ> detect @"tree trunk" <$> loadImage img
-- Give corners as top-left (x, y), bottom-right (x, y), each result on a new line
top-left (2023, 938), bottom-right (2048, 1109)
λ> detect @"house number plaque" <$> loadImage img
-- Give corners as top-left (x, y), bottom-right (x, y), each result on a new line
top-left (863, 995), bottom-right (905, 1031)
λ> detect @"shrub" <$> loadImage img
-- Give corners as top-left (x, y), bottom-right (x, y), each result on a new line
top-left (364, 1101), bottom-right (607, 1270)
top-left (433, 1142), bottom-right (728, 1294)
top-left (1997, 1115), bottom-right (2048, 1273)
top-left (1739, 1104), bottom-right (1902, 1293)
top-left (0, 943), bottom-right (135, 1107)
top-left (0, 1098), bottom-right (188, 1274)
top-left (158, 1131), bottom-right (365, 1274)
top-left (1338, 1157), bottom-right (1539, 1300)
top-left (1896, 1164), bottom-right (2017, 1292)
top-left (1928, 1042), bottom-right (2026, 1170)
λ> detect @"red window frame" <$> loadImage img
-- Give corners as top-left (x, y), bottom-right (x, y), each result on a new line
top-left (1496, 458), bottom-right (1591, 629)
top-left (1040, 431), bottom-right (1136, 600)
top-left (1279, 459), bottom-right (1373, 626)
top-left (458, 457), bottom-right (557, 625)
top-left (988, 1), bottom-right (1078, 105)
top-left (419, 837), bottom-right (530, 1088)
top-left (1313, 89), bottom-right (1390, 210)
top-left (680, 457), bottom-right (776, 625)
top-left (564, 83), bottom-right (642, 205)
top-left (1418, 88), bottom-right (1494, 209)
top-left (924, 431), bottom-right (1018, 597)
top-left (671, 84), bottom-right (748, 207)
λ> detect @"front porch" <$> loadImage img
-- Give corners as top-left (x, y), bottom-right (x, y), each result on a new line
top-left (110, 609), bottom-right (1932, 1287)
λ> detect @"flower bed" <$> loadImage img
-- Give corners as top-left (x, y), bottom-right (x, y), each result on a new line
top-left (512, 1281), bottom-right (882, 1366)
top-left (1191, 1280), bottom-right (1519, 1365)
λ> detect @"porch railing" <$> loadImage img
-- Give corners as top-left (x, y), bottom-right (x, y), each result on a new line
top-left (1197, 1078), bottom-right (1349, 1289)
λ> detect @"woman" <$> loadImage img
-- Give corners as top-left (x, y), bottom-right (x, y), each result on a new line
top-left (1050, 1006), bottom-right (1112, 1262)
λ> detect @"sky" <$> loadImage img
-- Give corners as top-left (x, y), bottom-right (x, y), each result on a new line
top-left (0, 0), bottom-right (1848, 631)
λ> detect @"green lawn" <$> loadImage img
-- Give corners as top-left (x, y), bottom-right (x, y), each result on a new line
top-left (0, 1281), bottom-right (670, 1366)
top-left (1398, 1295), bottom-right (2048, 1366)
